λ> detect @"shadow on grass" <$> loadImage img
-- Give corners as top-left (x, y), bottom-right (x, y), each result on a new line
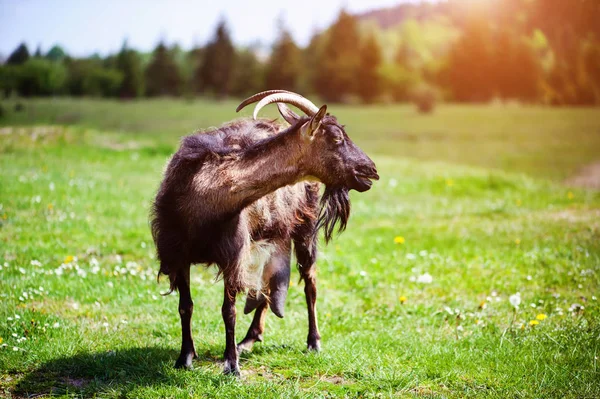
top-left (13, 346), bottom-right (221, 397)
top-left (13, 343), bottom-right (306, 396)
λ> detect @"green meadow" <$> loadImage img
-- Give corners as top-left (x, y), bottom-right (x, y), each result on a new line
top-left (1, 98), bottom-right (599, 398)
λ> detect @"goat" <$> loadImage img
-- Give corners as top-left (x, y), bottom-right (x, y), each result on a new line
top-left (151, 90), bottom-right (379, 375)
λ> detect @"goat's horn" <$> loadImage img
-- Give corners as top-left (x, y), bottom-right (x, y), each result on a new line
top-left (252, 93), bottom-right (320, 120)
top-left (236, 90), bottom-right (295, 113)
top-left (236, 90), bottom-right (320, 119)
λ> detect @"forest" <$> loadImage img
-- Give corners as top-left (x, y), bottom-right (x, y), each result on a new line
top-left (1, 0), bottom-right (599, 105)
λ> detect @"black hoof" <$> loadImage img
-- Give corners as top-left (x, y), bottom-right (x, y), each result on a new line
top-left (174, 358), bottom-right (193, 369)
top-left (307, 339), bottom-right (321, 352)
top-left (223, 359), bottom-right (241, 376)
top-left (174, 351), bottom-right (196, 369)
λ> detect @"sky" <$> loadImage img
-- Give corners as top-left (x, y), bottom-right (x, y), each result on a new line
top-left (0, 0), bottom-right (422, 58)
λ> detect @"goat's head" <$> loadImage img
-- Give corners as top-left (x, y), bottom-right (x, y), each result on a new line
top-left (236, 90), bottom-right (379, 193)
top-left (237, 90), bottom-right (379, 241)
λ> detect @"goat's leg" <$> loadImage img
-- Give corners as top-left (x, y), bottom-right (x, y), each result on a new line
top-left (301, 266), bottom-right (321, 351)
top-left (222, 284), bottom-right (240, 375)
top-left (174, 266), bottom-right (197, 369)
top-left (237, 301), bottom-right (268, 352)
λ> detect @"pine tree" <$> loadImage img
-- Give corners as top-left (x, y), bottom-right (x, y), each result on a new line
top-left (7, 43), bottom-right (30, 65)
top-left (116, 41), bottom-right (145, 98)
top-left (265, 25), bottom-right (301, 91)
top-left (357, 35), bottom-right (383, 103)
top-left (231, 48), bottom-right (264, 97)
top-left (196, 19), bottom-right (235, 97)
top-left (45, 45), bottom-right (67, 62)
top-left (314, 10), bottom-right (361, 102)
top-left (145, 42), bottom-right (182, 96)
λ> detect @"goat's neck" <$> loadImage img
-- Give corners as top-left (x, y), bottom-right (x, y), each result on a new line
top-left (227, 128), bottom-right (310, 207)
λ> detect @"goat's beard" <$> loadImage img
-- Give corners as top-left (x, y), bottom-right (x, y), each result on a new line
top-left (317, 186), bottom-right (351, 243)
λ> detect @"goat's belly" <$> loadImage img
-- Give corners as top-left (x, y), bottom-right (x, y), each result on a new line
top-left (239, 240), bottom-right (277, 291)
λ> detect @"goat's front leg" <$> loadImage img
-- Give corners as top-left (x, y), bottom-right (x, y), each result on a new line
top-left (237, 301), bottom-right (268, 352)
top-left (301, 266), bottom-right (321, 351)
top-left (222, 284), bottom-right (240, 375)
top-left (174, 266), bottom-right (197, 369)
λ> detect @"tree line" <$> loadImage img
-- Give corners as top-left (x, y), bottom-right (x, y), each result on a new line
top-left (1, 0), bottom-right (599, 105)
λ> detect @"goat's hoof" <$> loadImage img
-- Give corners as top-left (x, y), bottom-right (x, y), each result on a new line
top-left (174, 352), bottom-right (196, 369)
top-left (237, 342), bottom-right (253, 353)
top-left (223, 359), bottom-right (241, 376)
top-left (307, 339), bottom-right (321, 352)
top-left (174, 358), bottom-right (193, 370)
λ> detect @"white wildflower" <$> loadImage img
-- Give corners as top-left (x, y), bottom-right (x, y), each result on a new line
top-left (416, 273), bottom-right (433, 284)
top-left (509, 293), bottom-right (521, 309)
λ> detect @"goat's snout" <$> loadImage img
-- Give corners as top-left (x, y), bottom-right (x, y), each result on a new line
top-left (355, 164), bottom-right (379, 181)
top-left (352, 162), bottom-right (379, 192)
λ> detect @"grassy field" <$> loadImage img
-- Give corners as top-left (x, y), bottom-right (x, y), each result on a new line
top-left (1, 98), bottom-right (599, 398)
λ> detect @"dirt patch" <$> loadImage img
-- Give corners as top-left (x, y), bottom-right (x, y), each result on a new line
top-left (565, 162), bottom-right (600, 190)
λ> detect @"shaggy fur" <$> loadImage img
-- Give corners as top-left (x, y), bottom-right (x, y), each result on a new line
top-left (150, 110), bottom-right (377, 373)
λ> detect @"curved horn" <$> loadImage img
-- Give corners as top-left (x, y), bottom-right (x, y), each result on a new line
top-left (252, 93), bottom-right (320, 120)
top-left (276, 103), bottom-right (300, 125)
top-left (236, 90), bottom-right (295, 113)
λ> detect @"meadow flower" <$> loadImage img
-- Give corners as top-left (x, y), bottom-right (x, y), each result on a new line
top-left (479, 301), bottom-right (487, 310)
top-left (536, 314), bottom-right (547, 320)
top-left (416, 273), bottom-right (433, 284)
top-left (53, 322), bottom-right (60, 328)
top-left (64, 255), bottom-right (74, 263)
top-left (509, 293), bottom-right (521, 309)
top-left (394, 236), bottom-right (405, 244)
top-left (567, 191), bottom-right (574, 199)
top-left (446, 178), bottom-right (454, 187)
top-left (399, 296), bottom-right (407, 304)
top-left (515, 239), bottom-right (521, 245)
top-left (30, 260), bottom-right (42, 267)
top-left (568, 303), bottom-right (584, 312)
top-left (529, 320), bottom-right (539, 326)
top-left (406, 253), bottom-right (416, 260)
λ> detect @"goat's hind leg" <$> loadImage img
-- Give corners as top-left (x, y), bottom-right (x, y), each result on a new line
top-left (237, 301), bottom-right (268, 353)
top-left (173, 265), bottom-right (198, 369)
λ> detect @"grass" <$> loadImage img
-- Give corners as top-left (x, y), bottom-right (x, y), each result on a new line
top-left (1, 98), bottom-right (599, 398)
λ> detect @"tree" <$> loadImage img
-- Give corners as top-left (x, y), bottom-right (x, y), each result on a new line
top-left (231, 48), bottom-right (264, 97)
top-left (265, 24), bottom-right (302, 91)
top-left (195, 18), bottom-right (235, 97)
top-left (65, 58), bottom-right (123, 97)
top-left (7, 43), bottom-right (30, 65)
top-left (16, 58), bottom-right (67, 96)
top-left (116, 41), bottom-right (145, 98)
top-left (444, 18), bottom-right (494, 102)
top-left (45, 45), bottom-right (67, 62)
top-left (145, 42), bottom-right (183, 96)
top-left (357, 34), bottom-right (383, 103)
top-left (314, 10), bottom-right (361, 102)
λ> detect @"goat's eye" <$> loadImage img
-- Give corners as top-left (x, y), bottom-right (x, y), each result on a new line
top-left (333, 136), bottom-right (344, 144)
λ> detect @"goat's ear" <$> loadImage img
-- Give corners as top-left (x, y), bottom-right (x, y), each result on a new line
top-left (277, 103), bottom-right (300, 125)
top-left (306, 105), bottom-right (327, 138)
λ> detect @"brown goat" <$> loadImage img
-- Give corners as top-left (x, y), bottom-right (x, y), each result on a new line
top-left (151, 90), bottom-right (378, 375)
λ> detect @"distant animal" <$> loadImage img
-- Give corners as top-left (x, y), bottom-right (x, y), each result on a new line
top-left (151, 90), bottom-right (379, 375)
